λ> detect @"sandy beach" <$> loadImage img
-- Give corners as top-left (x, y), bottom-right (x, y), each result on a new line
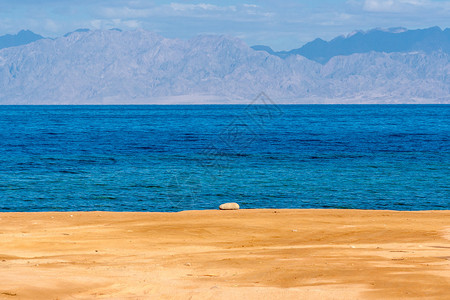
top-left (0, 209), bottom-right (449, 299)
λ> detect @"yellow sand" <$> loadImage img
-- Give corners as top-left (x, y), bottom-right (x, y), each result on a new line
top-left (0, 209), bottom-right (449, 299)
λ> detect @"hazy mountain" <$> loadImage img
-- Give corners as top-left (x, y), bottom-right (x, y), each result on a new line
top-left (251, 45), bottom-right (277, 56)
top-left (0, 30), bottom-right (44, 50)
top-left (0, 29), bottom-right (448, 104)
top-left (253, 27), bottom-right (450, 64)
top-left (64, 28), bottom-right (91, 37)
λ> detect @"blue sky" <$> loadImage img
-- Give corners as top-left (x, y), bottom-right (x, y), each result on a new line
top-left (1, 0), bottom-right (449, 50)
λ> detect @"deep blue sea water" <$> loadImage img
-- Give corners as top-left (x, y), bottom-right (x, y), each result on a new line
top-left (0, 105), bottom-right (448, 212)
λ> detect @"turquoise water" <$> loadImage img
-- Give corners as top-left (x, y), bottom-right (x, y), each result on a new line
top-left (0, 105), bottom-right (448, 211)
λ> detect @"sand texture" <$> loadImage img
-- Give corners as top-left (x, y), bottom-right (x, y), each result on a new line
top-left (0, 209), bottom-right (449, 299)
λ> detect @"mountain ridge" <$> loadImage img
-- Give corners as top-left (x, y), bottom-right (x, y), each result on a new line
top-left (0, 28), bottom-right (448, 104)
top-left (252, 26), bottom-right (450, 64)
top-left (1, 26), bottom-right (448, 63)
top-left (0, 30), bottom-right (44, 50)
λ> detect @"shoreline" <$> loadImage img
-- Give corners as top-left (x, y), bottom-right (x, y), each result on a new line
top-left (1, 207), bottom-right (450, 212)
top-left (1, 209), bottom-right (449, 299)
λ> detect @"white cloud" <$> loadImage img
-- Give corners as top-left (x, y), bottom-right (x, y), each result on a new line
top-left (243, 4), bottom-right (259, 8)
top-left (240, 3), bottom-right (273, 17)
top-left (99, 6), bottom-right (154, 18)
top-left (123, 19), bottom-right (140, 28)
top-left (362, 0), bottom-right (448, 13)
top-left (170, 3), bottom-right (236, 12)
top-left (90, 19), bottom-right (102, 29)
top-left (44, 19), bottom-right (59, 32)
top-left (89, 18), bottom-right (140, 30)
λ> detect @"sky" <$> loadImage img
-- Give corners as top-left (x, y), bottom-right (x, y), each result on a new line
top-left (0, 0), bottom-right (449, 50)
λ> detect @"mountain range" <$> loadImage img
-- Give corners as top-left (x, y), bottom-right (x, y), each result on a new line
top-left (0, 27), bottom-right (448, 104)
top-left (0, 30), bottom-right (44, 51)
top-left (252, 27), bottom-right (450, 64)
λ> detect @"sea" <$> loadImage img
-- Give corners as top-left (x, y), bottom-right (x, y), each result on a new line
top-left (0, 104), bottom-right (448, 212)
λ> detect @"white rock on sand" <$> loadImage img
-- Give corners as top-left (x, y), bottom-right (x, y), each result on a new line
top-left (219, 203), bottom-right (240, 210)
